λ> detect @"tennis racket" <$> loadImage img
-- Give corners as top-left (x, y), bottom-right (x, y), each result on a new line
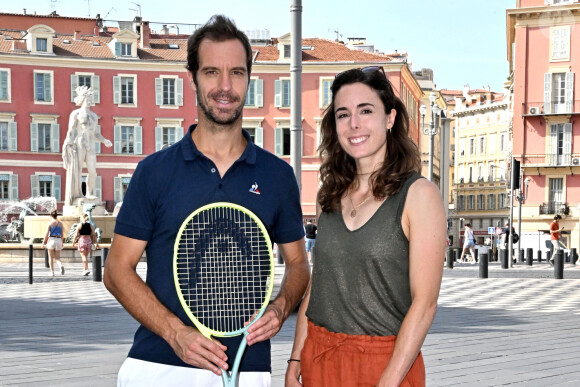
top-left (173, 202), bottom-right (275, 387)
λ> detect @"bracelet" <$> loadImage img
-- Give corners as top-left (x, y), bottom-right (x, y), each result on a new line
top-left (287, 358), bottom-right (300, 364)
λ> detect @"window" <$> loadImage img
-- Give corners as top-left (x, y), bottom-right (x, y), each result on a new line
top-left (0, 122), bottom-right (7, 151)
top-left (477, 194), bottom-right (485, 210)
top-left (320, 78), bottom-right (333, 108)
top-left (30, 174), bottom-right (60, 200)
top-left (36, 38), bottom-right (47, 52)
top-left (549, 178), bottom-right (564, 209)
top-left (489, 164), bottom-right (496, 181)
top-left (70, 74), bottom-right (100, 104)
top-left (113, 75), bottom-right (137, 106)
top-left (34, 71), bottom-right (53, 103)
top-left (479, 136), bottom-right (486, 155)
top-left (459, 138), bottom-right (465, 156)
top-left (467, 195), bottom-right (475, 210)
top-left (283, 44), bottom-right (291, 58)
top-left (498, 193), bottom-right (506, 209)
top-left (488, 133), bottom-right (496, 154)
top-left (499, 133), bottom-right (506, 152)
top-left (155, 126), bottom-right (183, 151)
top-left (114, 124), bottom-right (142, 154)
top-left (549, 123), bottom-right (572, 165)
top-left (0, 69), bottom-right (10, 102)
top-left (487, 194), bottom-right (496, 210)
top-left (468, 164), bottom-right (474, 183)
top-left (457, 195), bottom-right (465, 211)
top-left (30, 122), bottom-right (59, 153)
top-left (242, 127), bottom-right (264, 148)
top-left (155, 77), bottom-right (184, 107)
top-left (114, 176), bottom-right (132, 203)
top-left (274, 79), bottom-right (291, 108)
top-left (0, 174), bottom-right (16, 200)
top-left (544, 72), bottom-right (574, 114)
top-left (120, 43), bottom-right (131, 56)
top-left (244, 78), bottom-right (263, 107)
top-left (469, 137), bottom-right (475, 155)
top-left (551, 26), bottom-right (570, 61)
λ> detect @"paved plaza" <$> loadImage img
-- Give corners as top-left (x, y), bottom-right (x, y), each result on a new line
top-left (2, 261), bottom-right (580, 386)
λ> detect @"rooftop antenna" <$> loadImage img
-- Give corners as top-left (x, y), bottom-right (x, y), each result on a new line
top-left (104, 6), bottom-right (116, 19)
top-left (129, 2), bottom-right (141, 17)
top-left (85, 0), bottom-right (91, 17)
top-left (50, 0), bottom-right (58, 13)
top-left (328, 28), bottom-right (342, 42)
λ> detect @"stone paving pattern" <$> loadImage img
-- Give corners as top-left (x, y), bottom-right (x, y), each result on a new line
top-left (2, 260), bottom-right (580, 386)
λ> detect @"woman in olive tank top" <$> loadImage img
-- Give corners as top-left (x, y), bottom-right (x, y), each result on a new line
top-left (286, 67), bottom-right (447, 387)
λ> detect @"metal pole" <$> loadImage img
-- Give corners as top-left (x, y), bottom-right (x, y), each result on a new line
top-left (290, 0), bottom-right (303, 190)
top-left (428, 126), bottom-right (434, 182)
top-left (508, 158), bottom-right (515, 267)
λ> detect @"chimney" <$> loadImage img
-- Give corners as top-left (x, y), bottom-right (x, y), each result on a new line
top-left (161, 25), bottom-right (169, 35)
top-left (74, 30), bottom-right (80, 40)
top-left (140, 21), bottom-right (150, 49)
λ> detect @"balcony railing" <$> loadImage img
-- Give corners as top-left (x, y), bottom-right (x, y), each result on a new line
top-left (539, 201), bottom-right (569, 215)
top-left (522, 154), bottom-right (580, 167)
top-left (525, 100), bottom-right (580, 116)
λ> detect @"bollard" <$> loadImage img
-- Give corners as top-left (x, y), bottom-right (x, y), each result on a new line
top-left (546, 250), bottom-right (552, 264)
top-left (554, 250), bottom-right (564, 279)
top-left (526, 248), bottom-right (533, 266)
top-left (519, 249), bottom-right (524, 263)
top-left (277, 249), bottom-right (284, 265)
top-left (479, 253), bottom-right (488, 278)
top-left (28, 244), bottom-right (33, 285)
top-left (456, 247), bottom-right (462, 262)
top-left (92, 255), bottom-right (102, 282)
top-left (500, 248), bottom-right (509, 269)
top-left (44, 248), bottom-right (49, 268)
top-left (565, 251), bottom-right (570, 263)
top-left (537, 250), bottom-right (542, 263)
top-left (102, 247), bottom-right (109, 267)
top-left (474, 249), bottom-right (479, 263)
top-left (571, 248), bottom-right (578, 265)
top-left (445, 247), bottom-right (455, 269)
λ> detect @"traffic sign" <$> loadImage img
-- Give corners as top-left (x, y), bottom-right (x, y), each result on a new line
top-left (488, 227), bottom-right (495, 235)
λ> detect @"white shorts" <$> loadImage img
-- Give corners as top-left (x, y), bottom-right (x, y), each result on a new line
top-left (45, 237), bottom-right (63, 251)
top-left (117, 358), bottom-right (271, 387)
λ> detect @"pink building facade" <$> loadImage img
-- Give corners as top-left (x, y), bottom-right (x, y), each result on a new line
top-left (507, 0), bottom-right (580, 250)
top-left (0, 13), bottom-right (423, 220)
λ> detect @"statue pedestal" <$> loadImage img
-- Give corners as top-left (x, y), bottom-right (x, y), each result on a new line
top-left (63, 197), bottom-right (106, 217)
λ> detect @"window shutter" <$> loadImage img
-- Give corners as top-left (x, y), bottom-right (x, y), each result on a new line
top-left (53, 175), bottom-right (61, 201)
top-left (550, 125), bottom-right (558, 165)
top-left (565, 72), bottom-right (574, 113)
top-left (92, 75), bottom-right (100, 104)
top-left (256, 79), bottom-right (264, 107)
top-left (8, 122), bottom-right (17, 151)
top-left (95, 125), bottom-right (102, 154)
top-left (70, 74), bottom-right (78, 102)
top-left (113, 76), bottom-right (120, 105)
top-left (51, 123), bottom-right (60, 153)
top-left (176, 78), bottom-right (184, 106)
top-left (254, 127), bottom-right (263, 148)
top-left (30, 122), bottom-right (38, 152)
top-left (0, 71), bottom-right (7, 100)
top-left (564, 123), bottom-right (572, 164)
top-left (30, 175), bottom-right (39, 198)
top-left (155, 78), bottom-right (163, 106)
top-left (95, 176), bottom-right (102, 201)
top-left (180, 126), bottom-right (186, 136)
top-left (9, 174), bottom-right (18, 200)
top-left (544, 73), bottom-right (552, 114)
top-left (44, 73), bottom-right (52, 102)
top-left (155, 126), bottom-right (163, 151)
top-left (274, 80), bottom-right (282, 107)
top-left (115, 42), bottom-right (121, 56)
top-left (135, 126), bottom-right (143, 154)
top-left (114, 177), bottom-right (122, 203)
top-left (114, 125), bottom-right (121, 153)
top-left (274, 127), bottom-right (282, 156)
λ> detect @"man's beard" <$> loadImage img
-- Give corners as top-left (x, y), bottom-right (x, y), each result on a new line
top-left (197, 89), bottom-right (244, 126)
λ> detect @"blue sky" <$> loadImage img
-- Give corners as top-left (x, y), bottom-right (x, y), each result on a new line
top-left (5, 0), bottom-right (514, 92)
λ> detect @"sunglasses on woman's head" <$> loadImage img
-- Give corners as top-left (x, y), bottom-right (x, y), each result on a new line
top-left (335, 66), bottom-right (386, 79)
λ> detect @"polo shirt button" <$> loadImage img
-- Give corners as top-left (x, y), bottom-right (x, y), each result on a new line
top-left (211, 168), bottom-right (216, 173)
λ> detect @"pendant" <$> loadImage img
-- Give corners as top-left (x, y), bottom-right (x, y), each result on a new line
top-left (350, 209), bottom-right (357, 218)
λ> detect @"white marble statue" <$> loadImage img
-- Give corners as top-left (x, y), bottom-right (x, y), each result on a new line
top-left (63, 86), bottom-right (112, 205)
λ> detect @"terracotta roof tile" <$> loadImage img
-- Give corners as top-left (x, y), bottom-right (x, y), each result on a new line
top-left (53, 35), bottom-right (115, 59)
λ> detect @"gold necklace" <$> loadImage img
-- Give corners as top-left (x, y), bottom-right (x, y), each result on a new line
top-left (349, 193), bottom-right (373, 218)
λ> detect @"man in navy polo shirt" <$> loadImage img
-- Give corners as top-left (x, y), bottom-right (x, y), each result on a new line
top-left (104, 15), bottom-right (310, 386)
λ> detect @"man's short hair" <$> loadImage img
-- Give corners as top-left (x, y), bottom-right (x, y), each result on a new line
top-left (554, 215), bottom-right (562, 220)
top-left (186, 15), bottom-right (252, 85)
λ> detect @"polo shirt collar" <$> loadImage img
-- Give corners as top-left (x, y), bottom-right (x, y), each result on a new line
top-left (181, 124), bottom-right (256, 165)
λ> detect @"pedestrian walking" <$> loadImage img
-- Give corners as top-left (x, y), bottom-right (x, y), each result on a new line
top-left (304, 220), bottom-right (317, 262)
top-left (72, 213), bottom-right (98, 276)
top-left (41, 210), bottom-right (65, 276)
top-left (550, 214), bottom-right (564, 264)
top-left (459, 223), bottom-right (476, 264)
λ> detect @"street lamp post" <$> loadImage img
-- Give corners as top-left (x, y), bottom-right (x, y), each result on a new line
top-left (514, 176), bottom-right (531, 259)
top-left (420, 92), bottom-right (441, 182)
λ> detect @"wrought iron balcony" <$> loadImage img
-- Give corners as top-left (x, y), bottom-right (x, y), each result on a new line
top-left (522, 154), bottom-right (580, 167)
top-left (539, 201), bottom-right (569, 215)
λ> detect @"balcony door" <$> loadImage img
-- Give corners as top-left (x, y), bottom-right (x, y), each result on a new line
top-left (549, 178), bottom-right (563, 213)
top-left (549, 123), bottom-right (572, 165)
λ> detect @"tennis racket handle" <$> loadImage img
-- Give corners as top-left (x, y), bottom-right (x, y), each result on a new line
top-left (220, 333), bottom-right (249, 387)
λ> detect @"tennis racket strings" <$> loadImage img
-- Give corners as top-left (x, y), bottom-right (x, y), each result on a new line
top-left (175, 206), bottom-right (272, 334)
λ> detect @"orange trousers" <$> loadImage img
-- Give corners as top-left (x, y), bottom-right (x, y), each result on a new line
top-left (300, 320), bottom-right (425, 387)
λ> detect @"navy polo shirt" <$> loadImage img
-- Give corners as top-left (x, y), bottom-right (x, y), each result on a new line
top-left (115, 124), bottom-right (304, 372)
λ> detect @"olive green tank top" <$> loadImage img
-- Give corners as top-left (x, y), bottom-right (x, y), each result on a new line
top-left (306, 173), bottom-right (421, 336)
